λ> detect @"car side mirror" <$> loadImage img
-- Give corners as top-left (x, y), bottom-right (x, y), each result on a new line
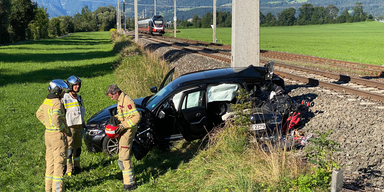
top-left (150, 86), bottom-right (158, 93)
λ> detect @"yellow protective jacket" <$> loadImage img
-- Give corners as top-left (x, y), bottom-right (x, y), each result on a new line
top-left (36, 98), bottom-right (68, 133)
top-left (116, 92), bottom-right (141, 129)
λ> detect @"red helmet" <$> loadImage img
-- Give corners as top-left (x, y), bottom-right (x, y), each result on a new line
top-left (105, 124), bottom-right (121, 139)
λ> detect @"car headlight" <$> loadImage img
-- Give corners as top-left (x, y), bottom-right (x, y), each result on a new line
top-left (87, 129), bottom-right (103, 136)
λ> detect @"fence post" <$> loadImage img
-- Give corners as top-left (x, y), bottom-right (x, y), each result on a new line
top-left (331, 169), bottom-right (343, 192)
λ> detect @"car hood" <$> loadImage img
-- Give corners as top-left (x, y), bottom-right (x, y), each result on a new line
top-left (86, 96), bottom-right (149, 126)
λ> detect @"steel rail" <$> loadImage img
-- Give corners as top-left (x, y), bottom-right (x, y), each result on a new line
top-left (274, 71), bottom-right (384, 103)
top-left (272, 62), bottom-right (384, 90)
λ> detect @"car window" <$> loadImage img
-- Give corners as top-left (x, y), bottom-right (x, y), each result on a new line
top-left (146, 81), bottom-right (175, 110)
top-left (207, 83), bottom-right (239, 103)
top-left (181, 90), bottom-right (204, 110)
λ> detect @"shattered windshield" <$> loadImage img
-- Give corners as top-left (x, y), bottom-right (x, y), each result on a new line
top-left (146, 82), bottom-right (175, 111)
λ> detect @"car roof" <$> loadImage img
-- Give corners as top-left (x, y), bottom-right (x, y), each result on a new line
top-left (170, 65), bottom-right (267, 89)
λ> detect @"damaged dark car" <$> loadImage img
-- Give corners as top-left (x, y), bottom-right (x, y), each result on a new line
top-left (84, 62), bottom-right (301, 160)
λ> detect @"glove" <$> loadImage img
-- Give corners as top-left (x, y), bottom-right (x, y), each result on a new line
top-left (116, 125), bottom-right (125, 134)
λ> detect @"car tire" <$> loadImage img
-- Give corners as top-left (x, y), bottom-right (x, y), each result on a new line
top-left (102, 136), bottom-right (119, 157)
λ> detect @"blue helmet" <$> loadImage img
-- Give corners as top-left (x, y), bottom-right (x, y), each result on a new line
top-left (48, 79), bottom-right (69, 96)
top-left (67, 75), bottom-right (82, 92)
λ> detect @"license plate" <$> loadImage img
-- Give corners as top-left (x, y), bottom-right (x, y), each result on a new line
top-left (250, 123), bottom-right (266, 131)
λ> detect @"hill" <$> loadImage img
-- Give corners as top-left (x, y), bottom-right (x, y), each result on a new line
top-left (35, 0), bottom-right (383, 19)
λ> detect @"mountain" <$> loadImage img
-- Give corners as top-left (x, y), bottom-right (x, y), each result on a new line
top-left (34, 0), bottom-right (383, 19)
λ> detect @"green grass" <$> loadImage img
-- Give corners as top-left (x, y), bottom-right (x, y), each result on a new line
top-left (0, 32), bottom-right (119, 191)
top-left (169, 21), bottom-right (384, 65)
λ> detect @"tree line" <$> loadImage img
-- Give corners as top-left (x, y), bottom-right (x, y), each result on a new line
top-left (178, 2), bottom-right (374, 29)
top-left (0, 0), bottom-right (117, 44)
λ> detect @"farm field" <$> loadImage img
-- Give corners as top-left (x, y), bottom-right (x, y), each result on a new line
top-left (171, 21), bottom-right (384, 65)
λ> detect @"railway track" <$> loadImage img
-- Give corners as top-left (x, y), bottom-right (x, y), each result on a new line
top-left (153, 35), bottom-right (384, 77)
top-left (139, 34), bottom-right (384, 104)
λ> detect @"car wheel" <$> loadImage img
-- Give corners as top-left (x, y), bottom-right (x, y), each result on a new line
top-left (102, 136), bottom-right (119, 157)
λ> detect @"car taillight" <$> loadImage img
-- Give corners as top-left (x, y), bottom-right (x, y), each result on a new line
top-left (152, 29), bottom-right (156, 32)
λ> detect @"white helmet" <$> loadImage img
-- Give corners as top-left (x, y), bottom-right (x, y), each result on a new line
top-left (48, 79), bottom-right (69, 96)
top-left (67, 75), bottom-right (82, 92)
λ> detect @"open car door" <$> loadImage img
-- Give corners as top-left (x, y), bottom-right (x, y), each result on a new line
top-left (159, 67), bottom-right (175, 90)
top-left (175, 87), bottom-right (208, 141)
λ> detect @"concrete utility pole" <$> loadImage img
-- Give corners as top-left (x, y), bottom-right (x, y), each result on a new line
top-left (174, 0), bottom-right (176, 37)
top-left (213, 0), bottom-right (216, 43)
top-left (231, 0), bottom-right (260, 67)
top-left (117, 0), bottom-right (121, 31)
top-left (154, 0), bottom-right (156, 15)
top-left (135, 0), bottom-right (138, 42)
top-left (123, 0), bottom-right (126, 31)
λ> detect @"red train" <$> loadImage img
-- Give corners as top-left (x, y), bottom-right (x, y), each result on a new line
top-left (138, 15), bottom-right (165, 35)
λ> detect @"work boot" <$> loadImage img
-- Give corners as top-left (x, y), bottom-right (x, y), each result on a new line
top-left (123, 183), bottom-right (137, 191)
top-left (74, 167), bottom-right (82, 175)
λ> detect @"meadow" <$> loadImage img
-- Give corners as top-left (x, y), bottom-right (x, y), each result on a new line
top-left (170, 21), bottom-right (384, 65)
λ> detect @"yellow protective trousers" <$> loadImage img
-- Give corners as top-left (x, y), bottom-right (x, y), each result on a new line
top-left (45, 131), bottom-right (67, 192)
top-left (118, 127), bottom-right (137, 185)
top-left (66, 125), bottom-right (83, 174)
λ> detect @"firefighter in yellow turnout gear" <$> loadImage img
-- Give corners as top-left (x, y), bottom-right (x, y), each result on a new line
top-left (106, 84), bottom-right (141, 191)
top-left (62, 75), bottom-right (85, 176)
top-left (36, 79), bottom-right (69, 192)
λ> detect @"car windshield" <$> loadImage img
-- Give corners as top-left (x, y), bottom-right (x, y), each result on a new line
top-left (146, 81), bottom-right (175, 111)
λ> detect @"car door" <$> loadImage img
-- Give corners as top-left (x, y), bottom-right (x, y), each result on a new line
top-left (175, 87), bottom-right (208, 141)
top-left (159, 67), bottom-right (175, 90)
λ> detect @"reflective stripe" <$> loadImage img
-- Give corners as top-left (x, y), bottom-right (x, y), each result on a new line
top-left (73, 157), bottom-right (80, 161)
top-left (43, 99), bottom-right (53, 106)
top-left (127, 119), bottom-right (133, 127)
top-left (123, 169), bottom-right (133, 175)
top-left (53, 176), bottom-right (63, 181)
top-left (45, 175), bottom-right (53, 180)
top-left (117, 109), bottom-right (138, 118)
top-left (64, 101), bottom-right (80, 109)
top-left (38, 107), bottom-right (43, 112)
top-left (67, 159), bottom-right (72, 163)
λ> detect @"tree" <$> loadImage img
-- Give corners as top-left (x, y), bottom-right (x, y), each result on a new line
top-left (192, 14), bottom-right (201, 28)
top-left (58, 16), bottom-right (74, 34)
top-left (311, 6), bottom-right (325, 24)
top-left (324, 5), bottom-right (339, 23)
top-left (94, 5), bottom-right (116, 31)
top-left (8, 0), bottom-right (37, 41)
top-left (48, 17), bottom-right (61, 37)
top-left (224, 11), bottom-right (231, 27)
top-left (336, 8), bottom-right (350, 23)
top-left (298, 3), bottom-right (314, 25)
top-left (277, 8), bottom-right (296, 26)
top-left (201, 12), bottom-right (212, 28)
top-left (260, 12), bottom-right (266, 25)
top-left (352, 2), bottom-right (367, 22)
top-left (265, 12), bottom-right (277, 26)
top-left (0, 0), bottom-right (11, 43)
top-left (28, 6), bottom-right (49, 39)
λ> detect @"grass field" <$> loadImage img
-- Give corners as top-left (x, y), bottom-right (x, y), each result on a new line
top-left (170, 21), bottom-right (384, 65)
top-left (0, 32), bottom-right (119, 191)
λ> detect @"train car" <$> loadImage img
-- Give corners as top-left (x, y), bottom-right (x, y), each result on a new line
top-left (138, 15), bottom-right (165, 35)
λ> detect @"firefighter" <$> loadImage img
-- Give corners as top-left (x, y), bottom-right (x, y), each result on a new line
top-left (62, 75), bottom-right (85, 176)
top-left (36, 79), bottom-right (69, 192)
top-left (105, 84), bottom-right (141, 191)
